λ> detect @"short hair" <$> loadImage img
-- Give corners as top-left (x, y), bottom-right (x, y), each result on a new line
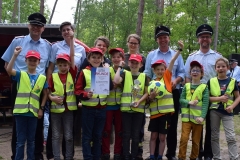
top-left (87, 52), bottom-right (103, 60)
top-left (127, 34), bottom-right (141, 44)
top-left (215, 57), bottom-right (229, 68)
top-left (94, 36), bottom-right (110, 48)
top-left (59, 21), bottom-right (74, 32)
top-left (189, 64), bottom-right (204, 79)
top-left (56, 58), bottom-right (70, 65)
top-left (110, 51), bottom-right (124, 60)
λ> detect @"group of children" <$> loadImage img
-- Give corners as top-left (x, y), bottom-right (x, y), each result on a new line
top-left (7, 35), bottom-right (240, 160)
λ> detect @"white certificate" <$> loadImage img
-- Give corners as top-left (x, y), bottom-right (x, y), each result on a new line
top-left (91, 67), bottom-right (110, 95)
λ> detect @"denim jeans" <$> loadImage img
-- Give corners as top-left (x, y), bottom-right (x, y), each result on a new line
top-left (43, 111), bottom-right (49, 142)
top-left (15, 115), bottom-right (38, 160)
top-left (51, 111), bottom-right (74, 160)
top-left (81, 107), bottom-right (106, 160)
top-left (122, 112), bottom-right (144, 158)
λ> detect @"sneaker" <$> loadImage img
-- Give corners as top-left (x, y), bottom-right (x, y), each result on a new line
top-left (101, 154), bottom-right (110, 160)
top-left (114, 154), bottom-right (121, 160)
top-left (43, 141), bottom-right (47, 146)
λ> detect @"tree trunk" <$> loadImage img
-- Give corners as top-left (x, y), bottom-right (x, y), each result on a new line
top-left (136, 0), bottom-right (145, 37)
top-left (156, 0), bottom-right (164, 14)
top-left (76, 0), bottom-right (82, 38)
top-left (11, 0), bottom-right (18, 23)
top-left (40, 0), bottom-right (44, 14)
top-left (49, 0), bottom-right (58, 24)
top-left (0, 0), bottom-right (2, 22)
top-left (214, 0), bottom-right (220, 50)
top-left (74, 0), bottom-right (81, 25)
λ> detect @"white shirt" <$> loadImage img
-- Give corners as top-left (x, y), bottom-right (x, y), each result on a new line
top-left (230, 65), bottom-right (240, 82)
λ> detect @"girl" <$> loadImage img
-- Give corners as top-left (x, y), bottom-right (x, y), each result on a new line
top-left (101, 48), bottom-right (125, 160)
top-left (208, 57), bottom-right (239, 160)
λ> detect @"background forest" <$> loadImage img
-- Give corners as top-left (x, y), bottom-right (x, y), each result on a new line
top-left (1, 0), bottom-right (240, 60)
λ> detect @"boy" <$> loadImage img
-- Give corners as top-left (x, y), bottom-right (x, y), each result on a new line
top-left (6, 47), bottom-right (48, 160)
top-left (48, 32), bottom-right (77, 160)
top-left (148, 41), bottom-right (183, 160)
top-left (178, 61), bottom-right (209, 160)
top-left (114, 54), bottom-right (148, 160)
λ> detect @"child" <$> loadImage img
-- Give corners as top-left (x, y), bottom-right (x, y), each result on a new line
top-left (48, 32), bottom-right (77, 160)
top-left (178, 61), bottom-right (209, 160)
top-left (148, 41), bottom-right (183, 160)
top-left (6, 47), bottom-right (48, 160)
top-left (114, 54), bottom-right (148, 160)
top-left (208, 57), bottom-right (239, 160)
top-left (75, 47), bottom-right (113, 160)
top-left (102, 48), bottom-right (125, 160)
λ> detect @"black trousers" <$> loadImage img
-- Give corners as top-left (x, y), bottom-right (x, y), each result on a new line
top-left (166, 89), bottom-right (180, 158)
top-left (11, 81), bottom-right (44, 160)
top-left (198, 110), bottom-right (213, 158)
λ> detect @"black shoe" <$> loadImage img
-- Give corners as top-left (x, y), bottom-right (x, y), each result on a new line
top-left (204, 157), bottom-right (212, 160)
top-left (102, 154), bottom-right (110, 160)
top-left (167, 157), bottom-right (177, 160)
top-left (196, 158), bottom-right (203, 160)
top-left (123, 155), bottom-right (130, 160)
top-left (136, 155), bottom-right (143, 160)
top-left (114, 154), bottom-right (121, 160)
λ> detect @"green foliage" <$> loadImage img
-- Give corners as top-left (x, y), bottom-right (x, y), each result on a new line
top-left (73, 0), bottom-right (240, 60)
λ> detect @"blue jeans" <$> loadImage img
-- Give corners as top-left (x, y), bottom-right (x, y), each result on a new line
top-left (81, 107), bottom-right (106, 160)
top-left (51, 111), bottom-right (74, 160)
top-left (15, 115), bottom-right (38, 160)
top-left (43, 111), bottom-right (49, 142)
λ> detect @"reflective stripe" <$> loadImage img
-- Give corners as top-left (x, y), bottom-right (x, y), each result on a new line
top-left (51, 104), bottom-right (64, 109)
top-left (14, 104), bottom-right (39, 113)
top-left (16, 92), bottom-right (40, 101)
top-left (182, 114), bottom-right (199, 121)
top-left (189, 105), bottom-right (202, 111)
top-left (121, 103), bottom-right (145, 109)
top-left (66, 91), bottom-right (75, 96)
top-left (150, 105), bottom-right (174, 112)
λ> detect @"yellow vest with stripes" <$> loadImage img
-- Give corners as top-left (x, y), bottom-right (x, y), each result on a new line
top-left (149, 78), bottom-right (174, 115)
top-left (209, 77), bottom-right (235, 111)
top-left (106, 67), bottom-right (122, 105)
top-left (81, 69), bottom-right (107, 106)
top-left (13, 71), bottom-right (46, 117)
top-left (181, 83), bottom-right (207, 124)
top-left (120, 71), bottom-right (146, 113)
top-left (51, 72), bottom-right (77, 113)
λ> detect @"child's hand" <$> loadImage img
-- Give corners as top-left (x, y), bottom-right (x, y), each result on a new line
top-left (178, 40), bottom-right (184, 50)
top-left (133, 101), bottom-right (140, 108)
top-left (69, 30), bottom-right (74, 39)
top-left (78, 102), bottom-right (82, 108)
top-left (14, 46), bottom-right (22, 56)
top-left (38, 109), bottom-right (43, 119)
top-left (119, 61), bottom-right (125, 67)
top-left (189, 100), bottom-right (198, 106)
top-left (196, 117), bottom-right (204, 124)
top-left (51, 96), bottom-right (63, 105)
top-left (149, 88), bottom-right (157, 99)
top-left (220, 94), bottom-right (229, 103)
top-left (87, 91), bottom-right (93, 98)
top-left (103, 62), bottom-right (110, 68)
top-left (225, 105), bottom-right (233, 113)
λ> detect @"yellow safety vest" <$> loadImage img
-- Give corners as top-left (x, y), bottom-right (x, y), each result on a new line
top-left (51, 72), bottom-right (77, 113)
top-left (149, 78), bottom-right (174, 116)
top-left (181, 83), bottom-right (207, 124)
top-left (209, 77), bottom-right (235, 111)
top-left (120, 71), bottom-right (146, 113)
top-left (106, 67), bottom-right (122, 105)
top-left (81, 69), bottom-right (107, 106)
top-left (13, 71), bottom-right (46, 117)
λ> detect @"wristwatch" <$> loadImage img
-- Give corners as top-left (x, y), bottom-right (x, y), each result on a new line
top-left (40, 106), bottom-right (44, 110)
top-left (118, 66), bottom-right (123, 69)
top-left (178, 47), bottom-right (183, 51)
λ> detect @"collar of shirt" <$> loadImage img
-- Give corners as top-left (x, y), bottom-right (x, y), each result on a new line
top-left (27, 34), bottom-right (42, 44)
top-left (63, 40), bottom-right (78, 47)
top-left (197, 49), bottom-right (215, 55)
top-left (156, 47), bottom-right (171, 55)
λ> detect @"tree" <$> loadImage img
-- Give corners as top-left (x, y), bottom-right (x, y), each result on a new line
top-left (11, 0), bottom-right (18, 23)
top-left (136, 0), bottom-right (145, 37)
top-left (49, 0), bottom-right (58, 24)
top-left (40, 0), bottom-right (44, 14)
top-left (214, 0), bottom-right (220, 50)
top-left (0, 0), bottom-right (2, 22)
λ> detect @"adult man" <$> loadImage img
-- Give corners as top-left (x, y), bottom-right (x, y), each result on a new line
top-left (144, 25), bottom-right (185, 160)
top-left (1, 13), bottom-right (52, 160)
top-left (229, 59), bottom-right (240, 83)
top-left (46, 21), bottom-right (86, 159)
top-left (185, 24), bottom-right (222, 160)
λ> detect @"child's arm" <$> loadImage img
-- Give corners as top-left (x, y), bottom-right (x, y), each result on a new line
top-left (69, 30), bottom-right (75, 69)
top-left (48, 91), bottom-right (64, 105)
top-left (38, 88), bottom-right (48, 119)
top-left (179, 85), bottom-right (189, 108)
top-left (113, 61), bottom-right (124, 84)
top-left (225, 90), bottom-right (239, 113)
top-left (135, 86), bottom-right (149, 108)
top-left (6, 46), bottom-right (22, 76)
top-left (167, 41), bottom-right (184, 72)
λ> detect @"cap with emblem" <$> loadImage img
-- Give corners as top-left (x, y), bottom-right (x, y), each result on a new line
top-left (56, 53), bottom-right (70, 62)
top-left (129, 54), bottom-right (142, 62)
top-left (28, 13), bottom-right (47, 26)
top-left (229, 59), bottom-right (238, 64)
top-left (109, 48), bottom-right (124, 57)
top-left (151, 59), bottom-right (167, 68)
top-left (89, 47), bottom-right (104, 55)
top-left (196, 24), bottom-right (213, 37)
top-left (190, 61), bottom-right (204, 70)
top-left (155, 25), bottom-right (171, 38)
top-left (25, 50), bottom-right (41, 59)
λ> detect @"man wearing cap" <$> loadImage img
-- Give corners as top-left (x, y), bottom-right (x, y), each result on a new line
top-left (144, 25), bottom-right (185, 160)
top-left (229, 59), bottom-right (240, 84)
top-left (1, 13), bottom-right (51, 160)
top-left (185, 24), bottom-right (222, 160)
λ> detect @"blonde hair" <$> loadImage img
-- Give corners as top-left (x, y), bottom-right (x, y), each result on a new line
top-left (215, 57), bottom-right (229, 68)
top-left (94, 36), bottom-right (110, 48)
top-left (127, 34), bottom-right (141, 44)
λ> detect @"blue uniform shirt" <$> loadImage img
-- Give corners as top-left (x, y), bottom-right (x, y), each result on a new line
top-left (144, 47), bottom-right (185, 89)
top-left (50, 40), bottom-right (86, 73)
top-left (230, 65), bottom-right (240, 82)
top-left (1, 35), bottom-right (51, 75)
top-left (185, 49), bottom-right (222, 84)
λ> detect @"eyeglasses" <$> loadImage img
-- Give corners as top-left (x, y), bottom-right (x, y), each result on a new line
top-left (191, 70), bottom-right (201, 73)
top-left (199, 36), bottom-right (211, 39)
top-left (128, 42), bottom-right (139, 45)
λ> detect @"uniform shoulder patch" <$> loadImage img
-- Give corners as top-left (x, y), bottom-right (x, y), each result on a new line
top-left (189, 51), bottom-right (197, 56)
top-left (213, 50), bottom-right (222, 55)
top-left (43, 39), bottom-right (52, 46)
top-left (14, 35), bottom-right (25, 39)
top-left (51, 41), bottom-right (60, 45)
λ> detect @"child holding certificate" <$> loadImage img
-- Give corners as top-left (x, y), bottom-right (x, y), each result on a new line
top-left (114, 54), bottom-right (148, 160)
top-left (75, 48), bottom-right (113, 160)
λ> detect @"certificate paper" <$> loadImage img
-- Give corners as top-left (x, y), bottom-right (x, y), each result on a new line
top-left (91, 67), bottom-right (110, 95)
